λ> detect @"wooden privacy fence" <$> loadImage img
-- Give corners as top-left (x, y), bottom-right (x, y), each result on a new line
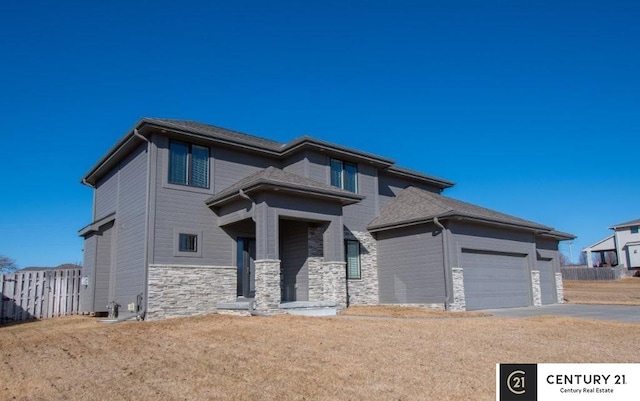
top-left (561, 266), bottom-right (628, 281)
top-left (0, 268), bottom-right (81, 324)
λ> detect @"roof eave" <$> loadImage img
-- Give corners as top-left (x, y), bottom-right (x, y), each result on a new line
top-left (207, 181), bottom-right (364, 208)
top-left (281, 137), bottom-right (395, 167)
top-left (384, 167), bottom-right (455, 189)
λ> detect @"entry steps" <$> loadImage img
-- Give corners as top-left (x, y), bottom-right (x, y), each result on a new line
top-left (216, 299), bottom-right (337, 317)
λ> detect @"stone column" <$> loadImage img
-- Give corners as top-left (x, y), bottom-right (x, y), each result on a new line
top-left (307, 225), bottom-right (325, 301)
top-left (450, 267), bottom-right (466, 311)
top-left (322, 261), bottom-right (347, 309)
top-left (345, 231), bottom-right (379, 305)
top-left (531, 270), bottom-right (542, 307)
top-left (253, 259), bottom-right (281, 314)
top-left (555, 272), bottom-right (564, 304)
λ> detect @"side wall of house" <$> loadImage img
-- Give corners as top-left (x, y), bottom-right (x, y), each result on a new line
top-left (377, 224), bottom-right (445, 306)
top-left (616, 227), bottom-right (640, 268)
top-left (113, 143), bottom-right (148, 310)
top-left (79, 234), bottom-right (97, 313)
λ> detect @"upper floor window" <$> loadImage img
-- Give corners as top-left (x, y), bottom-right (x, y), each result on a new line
top-left (169, 140), bottom-right (209, 188)
top-left (631, 226), bottom-right (639, 234)
top-left (330, 159), bottom-right (357, 193)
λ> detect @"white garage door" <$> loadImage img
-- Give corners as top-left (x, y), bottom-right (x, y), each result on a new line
top-left (461, 250), bottom-right (530, 310)
top-left (537, 258), bottom-right (557, 305)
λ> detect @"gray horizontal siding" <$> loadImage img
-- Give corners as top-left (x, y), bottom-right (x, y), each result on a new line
top-left (94, 169), bottom-right (118, 220)
top-left (94, 221), bottom-right (113, 312)
top-left (282, 153), bottom-right (306, 177)
top-left (343, 163), bottom-right (377, 232)
top-left (213, 146), bottom-right (279, 193)
top-left (536, 237), bottom-right (560, 304)
top-left (377, 224), bottom-right (445, 304)
top-left (80, 235), bottom-right (97, 313)
top-left (306, 151), bottom-right (328, 183)
top-left (280, 219), bottom-right (309, 302)
top-left (114, 144), bottom-right (148, 307)
top-left (378, 173), bottom-right (441, 210)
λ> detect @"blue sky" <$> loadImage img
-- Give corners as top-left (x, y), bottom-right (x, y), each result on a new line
top-left (0, 0), bottom-right (638, 268)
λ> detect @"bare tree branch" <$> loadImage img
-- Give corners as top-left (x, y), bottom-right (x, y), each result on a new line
top-left (0, 255), bottom-right (17, 274)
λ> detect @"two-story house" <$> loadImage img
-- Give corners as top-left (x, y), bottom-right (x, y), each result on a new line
top-left (79, 118), bottom-right (574, 320)
top-left (583, 219), bottom-right (640, 270)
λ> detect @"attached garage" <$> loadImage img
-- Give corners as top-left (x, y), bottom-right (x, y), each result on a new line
top-left (537, 258), bottom-right (557, 304)
top-left (368, 187), bottom-right (574, 311)
top-left (461, 249), bottom-right (530, 310)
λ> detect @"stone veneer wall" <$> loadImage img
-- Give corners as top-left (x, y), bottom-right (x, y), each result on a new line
top-left (450, 267), bottom-right (466, 311)
top-left (323, 261), bottom-right (347, 309)
top-left (147, 264), bottom-right (236, 320)
top-left (253, 259), bottom-right (281, 314)
top-left (531, 270), bottom-right (542, 307)
top-left (307, 226), bottom-right (325, 301)
top-left (555, 272), bottom-right (564, 303)
top-left (345, 231), bottom-right (379, 305)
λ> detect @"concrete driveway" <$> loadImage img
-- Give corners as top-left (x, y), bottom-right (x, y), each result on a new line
top-left (482, 304), bottom-right (640, 323)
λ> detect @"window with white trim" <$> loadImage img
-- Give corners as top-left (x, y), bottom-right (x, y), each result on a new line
top-left (169, 140), bottom-right (209, 188)
top-left (345, 240), bottom-right (361, 279)
top-left (330, 159), bottom-right (357, 192)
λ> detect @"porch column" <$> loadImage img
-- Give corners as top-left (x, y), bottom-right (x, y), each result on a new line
top-left (322, 218), bottom-right (347, 309)
top-left (252, 201), bottom-right (281, 314)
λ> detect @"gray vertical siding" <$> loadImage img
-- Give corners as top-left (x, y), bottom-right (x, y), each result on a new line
top-left (94, 221), bottom-right (114, 311)
top-left (80, 234), bottom-right (97, 313)
top-left (113, 144), bottom-right (148, 307)
top-left (279, 219), bottom-right (309, 302)
top-left (377, 224), bottom-right (445, 304)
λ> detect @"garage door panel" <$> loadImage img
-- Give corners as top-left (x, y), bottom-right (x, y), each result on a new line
top-left (537, 259), bottom-right (556, 304)
top-left (462, 250), bottom-right (530, 310)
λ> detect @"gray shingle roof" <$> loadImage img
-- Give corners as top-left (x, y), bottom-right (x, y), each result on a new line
top-left (206, 166), bottom-right (364, 206)
top-left (368, 186), bottom-right (552, 232)
top-left (145, 118), bottom-right (285, 151)
top-left (611, 218), bottom-right (640, 229)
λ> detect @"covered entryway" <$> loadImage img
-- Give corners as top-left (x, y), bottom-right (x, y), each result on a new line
top-left (461, 249), bottom-right (530, 310)
top-left (537, 258), bottom-right (557, 304)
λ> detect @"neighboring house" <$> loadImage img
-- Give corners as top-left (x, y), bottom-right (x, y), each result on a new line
top-left (583, 219), bottom-right (640, 270)
top-left (78, 118), bottom-right (574, 320)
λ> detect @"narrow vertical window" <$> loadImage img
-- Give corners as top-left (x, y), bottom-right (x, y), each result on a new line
top-left (190, 145), bottom-right (209, 188)
top-left (169, 141), bottom-right (189, 185)
top-left (346, 240), bottom-right (361, 279)
top-left (343, 162), bottom-right (357, 192)
top-left (330, 159), bottom-right (343, 188)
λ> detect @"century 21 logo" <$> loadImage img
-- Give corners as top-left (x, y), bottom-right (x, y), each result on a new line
top-left (499, 364), bottom-right (537, 401)
top-left (507, 370), bottom-right (526, 394)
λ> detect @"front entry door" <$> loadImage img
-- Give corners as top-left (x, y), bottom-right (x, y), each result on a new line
top-left (237, 238), bottom-right (256, 298)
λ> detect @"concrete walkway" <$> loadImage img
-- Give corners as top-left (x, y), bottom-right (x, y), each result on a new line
top-left (481, 304), bottom-right (640, 323)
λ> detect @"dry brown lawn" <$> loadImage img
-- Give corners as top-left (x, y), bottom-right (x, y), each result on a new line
top-left (564, 277), bottom-right (640, 305)
top-left (339, 305), bottom-right (490, 318)
top-left (2, 311), bottom-right (639, 401)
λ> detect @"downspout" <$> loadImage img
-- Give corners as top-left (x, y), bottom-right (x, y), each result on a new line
top-left (136, 129), bottom-right (151, 320)
top-left (434, 217), bottom-right (452, 310)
